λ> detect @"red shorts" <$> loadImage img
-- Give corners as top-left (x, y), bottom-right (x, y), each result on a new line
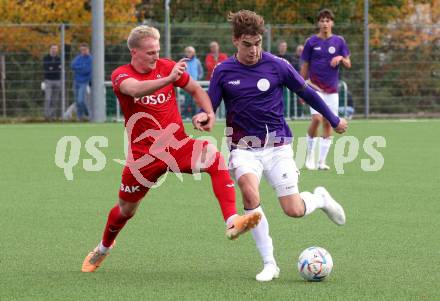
top-left (119, 138), bottom-right (207, 202)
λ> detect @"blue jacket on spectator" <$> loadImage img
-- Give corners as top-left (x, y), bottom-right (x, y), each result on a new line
top-left (71, 54), bottom-right (92, 83)
top-left (186, 56), bottom-right (204, 80)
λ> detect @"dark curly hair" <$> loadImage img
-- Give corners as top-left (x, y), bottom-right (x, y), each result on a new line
top-left (228, 10), bottom-right (265, 39)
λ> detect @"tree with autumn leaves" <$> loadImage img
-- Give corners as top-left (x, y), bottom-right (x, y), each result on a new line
top-left (0, 0), bottom-right (139, 56)
top-left (1, 0), bottom-right (438, 57)
top-left (0, 0), bottom-right (438, 115)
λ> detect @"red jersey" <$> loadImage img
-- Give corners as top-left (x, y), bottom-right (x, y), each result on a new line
top-left (111, 59), bottom-right (190, 158)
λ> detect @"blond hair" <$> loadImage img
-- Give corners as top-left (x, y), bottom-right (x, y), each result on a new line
top-left (127, 25), bottom-right (160, 50)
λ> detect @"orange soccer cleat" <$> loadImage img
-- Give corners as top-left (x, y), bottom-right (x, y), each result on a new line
top-left (226, 212), bottom-right (262, 240)
top-left (81, 242), bottom-right (115, 273)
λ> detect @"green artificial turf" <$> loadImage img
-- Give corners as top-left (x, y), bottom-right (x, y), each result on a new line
top-left (1, 119), bottom-right (439, 300)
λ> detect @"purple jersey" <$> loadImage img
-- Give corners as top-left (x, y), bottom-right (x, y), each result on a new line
top-left (301, 35), bottom-right (350, 93)
top-left (208, 52), bottom-right (306, 148)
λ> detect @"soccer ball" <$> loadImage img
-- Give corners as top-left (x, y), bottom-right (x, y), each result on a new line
top-left (297, 246), bottom-right (333, 281)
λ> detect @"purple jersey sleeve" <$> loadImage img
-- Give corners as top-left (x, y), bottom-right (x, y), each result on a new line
top-left (297, 85), bottom-right (340, 128)
top-left (340, 36), bottom-right (350, 57)
top-left (301, 38), bottom-right (312, 62)
top-left (207, 65), bottom-right (223, 112)
top-left (277, 58), bottom-right (306, 92)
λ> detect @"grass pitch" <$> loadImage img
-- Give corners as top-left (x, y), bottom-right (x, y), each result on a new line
top-left (1, 119), bottom-right (439, 300)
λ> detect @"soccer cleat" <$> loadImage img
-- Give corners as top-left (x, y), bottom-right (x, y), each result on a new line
top-left (256, 262), bottom-right (280, 282)
top-left (305, 153), bottom-right (317, 170)
top-left (318, 161), bottom-right (330, 170)
top-left (81, 242), bottom-right (115, 273)
top-left (314, 186), bottom-right (346, 225)
top-left (226, 212), bottom-right (262, 240)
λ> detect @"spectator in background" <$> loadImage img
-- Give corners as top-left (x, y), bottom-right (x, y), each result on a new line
top-left (291, 44), bottom-right (304, 72)
top-left (276, 41), bottom-right (297, 118)
top-left (71, 43), bottom-right (92, 121)
top-left (276, 40), bottom-right (294, 64)
top-left (181, 46), bottom-right (203, 119)
top-left (185, 46), bottom-right (204, 81)
top-left (42, 44), bottom-right (61, 120)
top-left (292, 44), bottom-right (305, 118)
top-left (205, 41), bottom-right (228, 80)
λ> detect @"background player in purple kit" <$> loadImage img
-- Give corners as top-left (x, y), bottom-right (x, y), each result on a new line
top-left (301, 8), bottom-right (351, 170)
top-left (208, 10), bottom-right (348, 282)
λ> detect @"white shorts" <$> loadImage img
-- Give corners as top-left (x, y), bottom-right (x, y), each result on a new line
top-left (229, 144), bottom-right (300, 197)
top-left (310, 91), bottom-right (339, 116)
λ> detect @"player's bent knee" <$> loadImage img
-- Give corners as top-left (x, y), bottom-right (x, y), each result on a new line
top-left (312, 114), bottom-right (323, 123)
top-left (242, 194), bottom-right (260, 210)
top-left (119, 206), bottom-right (137, 218)
top-left (118, 198), bottom-right (142, 217)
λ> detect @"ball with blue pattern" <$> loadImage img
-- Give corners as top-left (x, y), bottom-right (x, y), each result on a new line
top-left (298, 246), bottom-right (333, 281)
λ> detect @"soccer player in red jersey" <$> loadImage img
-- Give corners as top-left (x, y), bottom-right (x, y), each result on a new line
top-left (81, 25), bottom-right (261, 272)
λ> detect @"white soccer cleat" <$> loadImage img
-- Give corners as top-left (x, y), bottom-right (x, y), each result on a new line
top-left (318, 161), bottom-right (330, 170)
top-left (314, 186), bottom-right (346, 225)
top-left (256, 262), bottom-right (280, 282)
top-left (305, 153), bottom-right (317, 170)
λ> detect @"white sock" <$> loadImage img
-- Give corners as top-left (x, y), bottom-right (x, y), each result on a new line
top-left (306, 135), bottom-right (318, 156)
top-left (98, 241), bottom-right (110, 254)
top-left (245, 206), bottom-right (276, 265)
top-left (319, 137), bottom-right (333, 164)
top-left (300, 191), bottom-right (325, 215)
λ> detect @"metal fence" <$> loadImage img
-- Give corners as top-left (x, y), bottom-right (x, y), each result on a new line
top-left (0, 22), bottom-right (439, 120)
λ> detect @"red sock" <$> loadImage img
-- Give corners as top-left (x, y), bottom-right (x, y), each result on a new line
top-left (205, 152), bottom-right (237, 221)
top-left (102, 205), bottom-right (133, 248)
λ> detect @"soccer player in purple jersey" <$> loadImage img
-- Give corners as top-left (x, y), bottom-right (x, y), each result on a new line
top-left (207, 10), bottom-right (348, 282)
top-left (301, 9), bottom-right (351, 170)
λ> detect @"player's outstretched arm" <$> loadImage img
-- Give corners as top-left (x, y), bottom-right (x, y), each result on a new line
top-left (119, 77), bottom-right (174, 98)
top-left (297, 85), bottom-right (348, 133)
top-left (184, 78), bottom-right (216, 131)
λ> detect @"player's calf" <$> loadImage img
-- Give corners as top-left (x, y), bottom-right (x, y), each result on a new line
top-left (279, 194), bottom-right (305, 218)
